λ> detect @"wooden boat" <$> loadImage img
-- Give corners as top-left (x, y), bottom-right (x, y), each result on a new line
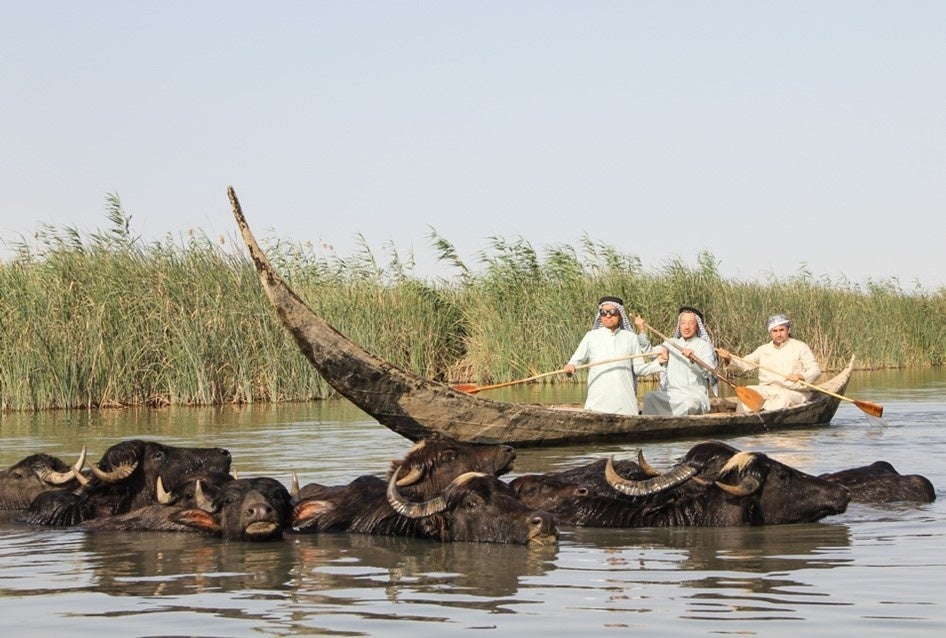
top-left (229, 188), bottom-right (853, 448)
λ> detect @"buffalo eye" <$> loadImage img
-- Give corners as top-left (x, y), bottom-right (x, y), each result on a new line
top-left (462, 494), bottom-right (485, 511)
top-left (151, 450), bottom-right (166, 463)
top-left (442, 450), bottom-right (457, 463)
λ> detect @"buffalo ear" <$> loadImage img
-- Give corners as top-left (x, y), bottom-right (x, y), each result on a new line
top-left (292, 499), bottom-right (334, 529)
top-left (171, 509), bottom-right (222, 535)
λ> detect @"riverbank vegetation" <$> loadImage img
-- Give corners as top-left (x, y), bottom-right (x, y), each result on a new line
top-left (2, 197), bottom-right (944, 410)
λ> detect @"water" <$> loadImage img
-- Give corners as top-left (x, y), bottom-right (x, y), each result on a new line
top-left (1, 369), bottom-right (944, 637)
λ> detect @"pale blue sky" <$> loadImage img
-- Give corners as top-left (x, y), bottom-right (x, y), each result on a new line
top-left (2, 2), bottom-right (944, 290)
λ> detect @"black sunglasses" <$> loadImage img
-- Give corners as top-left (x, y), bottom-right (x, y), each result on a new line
top-left (599, 309), bottom-right (620, 317)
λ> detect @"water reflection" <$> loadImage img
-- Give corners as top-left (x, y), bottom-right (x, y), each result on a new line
top-left (565, 522), bottom-right (852, 573)
top-left (293, 533), bottom-right (559, 607)
top-left (79, 529), bottom-right (299, 596)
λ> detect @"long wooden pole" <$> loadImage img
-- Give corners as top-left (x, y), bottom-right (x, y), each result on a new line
top-left (452, 352), bottom-right (658, 394)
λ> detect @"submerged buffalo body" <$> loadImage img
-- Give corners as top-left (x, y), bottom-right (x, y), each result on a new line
top-left (20, 440), bottom-right (232, 526)
top-left (294, 470), bottom-right (557, 546)
top-left (820, 461), bottom-right (936, 503)
top-left (513, 441), bottom-right (851, 527)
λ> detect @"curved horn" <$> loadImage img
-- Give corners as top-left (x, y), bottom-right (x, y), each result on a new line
top-left (386, 466), bottom-right (447, 518)
top-left (715, 474), bottom-right (761, 497)
top-left (395, 465), bottom-right (425, 487)
top-left (606, 455), bottom-right (698, 497)
top-left (637, 449), bottom-right (661, 477)
top-left (156, 476), bottom-right (175, 504)
top-left (194, 479), bottom-right (216, 512)
top-left (35, 446), bottom-right (89, 485)
top-left (73, 446), bottom-right (88, 473)
top-left (91, 460), bottom-right (138, 483)
top-left (290, 471), bottom-right (300, 500)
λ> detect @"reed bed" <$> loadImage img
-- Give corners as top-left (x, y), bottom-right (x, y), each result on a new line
top-left (2, 200), bottom-right (943, 410)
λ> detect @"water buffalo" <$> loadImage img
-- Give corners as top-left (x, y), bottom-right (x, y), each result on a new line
top-left (513, 441), bottom-right (851, 527)
top-left (19, 439), bottom-right (232, 526)
top-left (819, 461), bottom-right (936, 503)
top-left (168, 477), bottom-right (295, 541)
top-left (0, 448), bottom-right (87, 509)
top-left (296, 436), bottom-right (517, 501)
top-left (293, 469), bottom-right (558, 546)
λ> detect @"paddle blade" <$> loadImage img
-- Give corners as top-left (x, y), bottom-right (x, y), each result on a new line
top-left (451, 384), bottom-right (481, 394)
top-left (735, 386), bottom-right (766, 412)
top-left (854, 400), bottom-right (884, 418)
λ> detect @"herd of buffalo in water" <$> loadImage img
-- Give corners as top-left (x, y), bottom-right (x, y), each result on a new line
top-left (0, 437), bottom-right (936, 547)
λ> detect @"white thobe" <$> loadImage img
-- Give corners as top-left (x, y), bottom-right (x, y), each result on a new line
top-left (568, 328), bottom-right (649, 415)
top-left (637, 336), bottom-right (717, 415)
top-left (727, 338), bottom-right (821, 411)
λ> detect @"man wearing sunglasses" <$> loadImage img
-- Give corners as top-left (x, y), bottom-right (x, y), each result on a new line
top-left (563, 296), bottom-right (651, 415)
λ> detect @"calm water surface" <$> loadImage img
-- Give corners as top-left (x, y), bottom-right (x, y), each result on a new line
top-left (1, 369), bottom-right (944, 637)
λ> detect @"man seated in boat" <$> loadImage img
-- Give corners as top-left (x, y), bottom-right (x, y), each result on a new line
top-left (563, 296), bottom-right (652, 416)
top-left (637, 306), bottom-right (719, 416)
top-left (716, 314), bottom-right (821, 412)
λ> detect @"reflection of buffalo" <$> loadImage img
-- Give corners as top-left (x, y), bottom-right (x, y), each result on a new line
top-left (565, 521), bottom-right (853, 601)
top-left (78, 527), bottom-right (299, 597)
top-left (819, 461), bottom-right (936, 503)
top-left (0, 449), bottom-right (87, 509)
top-left (292, 532), bottom-right (559, 603)
top-left (20, 440), bottom-right (232, 526)
top-left (512, 441), bottom-right (850, 527)
top-left (295, 470), bottom-right (557, 546)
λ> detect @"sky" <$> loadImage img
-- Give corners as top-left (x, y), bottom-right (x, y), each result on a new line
top-left (2, 2), bottom-right (944, 291)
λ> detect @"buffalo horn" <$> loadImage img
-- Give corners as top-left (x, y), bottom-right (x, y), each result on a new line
top-left (194, 479), bottom-right (215, 512)
top-left (637, 449), bottom-right (661, 477)
top-left (91, 460), bottom-right (138, 483)
top-left (290, 471), bottom-right (300, 500)
top-left (715, 474), bottom-right (761, 497)
top-left (386, 466), bottom-right (448, 518)
top-left (155, 476), bottom-right (174, 504)
top-left (394, 465), bottom-right (425, 487)
top-left (606, 455), bottom-right (698, 496)
top-left (37, 446), bottom-right (88, 485)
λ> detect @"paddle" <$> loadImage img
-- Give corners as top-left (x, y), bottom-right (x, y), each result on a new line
top-left (726, 353), bottom-right (884, 418)
top-left (451, 352), bottom-right (659, 394)
top-left (641, 321), bottom-right (766, 412)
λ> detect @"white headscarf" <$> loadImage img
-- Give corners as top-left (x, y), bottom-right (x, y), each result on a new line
top-left (767, 314), bottom-right (791, 331)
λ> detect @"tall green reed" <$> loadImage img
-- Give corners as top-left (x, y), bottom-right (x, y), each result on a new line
top-left (1, 196), bottom-right (943, 410)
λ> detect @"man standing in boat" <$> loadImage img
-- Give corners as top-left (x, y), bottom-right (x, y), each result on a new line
top-left (564, 296), bottom-right (652, 416)
top-left (637, 306), bottom-right (718, 416)
top-left (716, 314), bottom-right (821, 412)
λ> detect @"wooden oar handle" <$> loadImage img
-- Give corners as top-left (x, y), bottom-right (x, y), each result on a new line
top-left (464, 352), bottom-right (658, 394)
top-left (642, 322), bottom-right (728, 383)
top-left (727, 353), bottom-right (838, 397)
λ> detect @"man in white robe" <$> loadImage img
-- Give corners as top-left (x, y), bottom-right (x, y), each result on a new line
top-left (716, 314), bottom-right (821, 412)
top-left (564, 296), bottom-right (651, 416)
top-left (638, 306), bottom-right (718, 416)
